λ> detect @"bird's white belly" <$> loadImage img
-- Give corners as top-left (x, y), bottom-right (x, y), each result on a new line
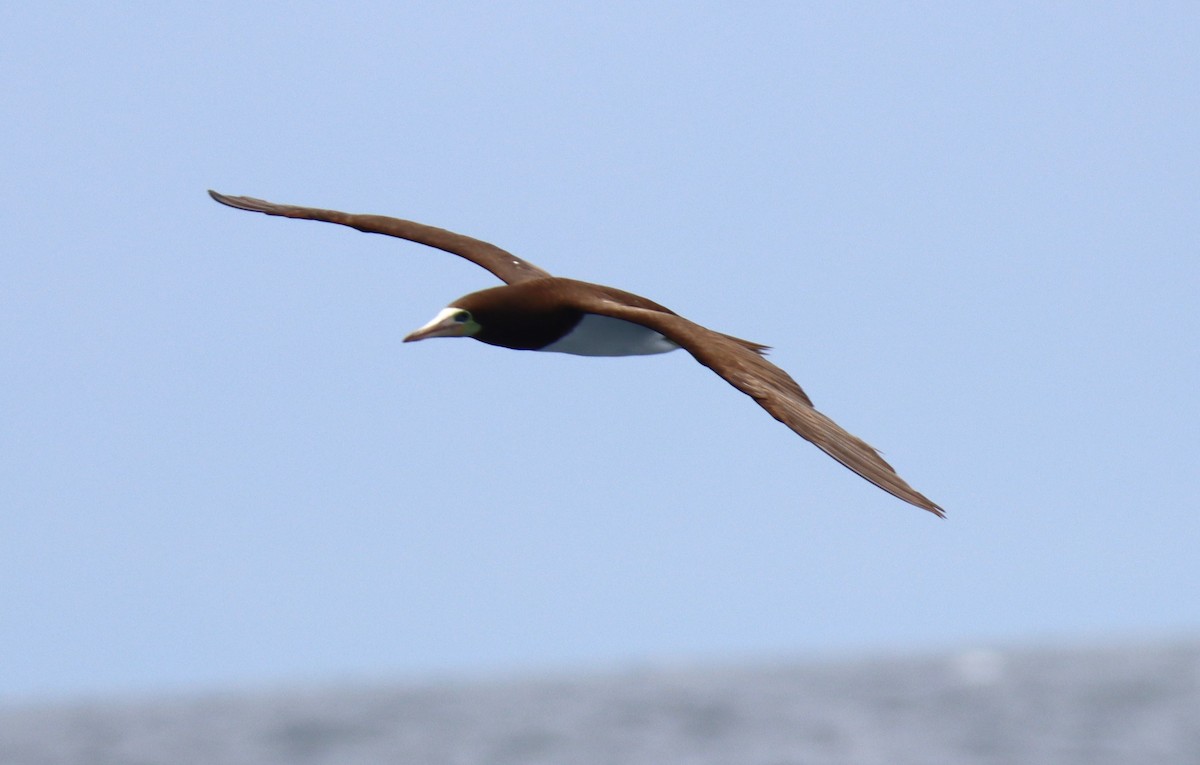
top-left (540, 314), bottom-right (679, 357)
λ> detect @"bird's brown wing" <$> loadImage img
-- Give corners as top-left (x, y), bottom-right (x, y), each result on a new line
top-left (577, 297), bottom-right (944, 516)
top-left (208, 191), bottom-right (552, 285)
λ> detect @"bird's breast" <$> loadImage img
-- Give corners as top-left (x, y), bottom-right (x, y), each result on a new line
top-left (539, 313), bottom-right (679, 357)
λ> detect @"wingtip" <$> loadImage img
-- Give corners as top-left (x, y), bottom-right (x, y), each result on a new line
top-left (208, 189), bottom-right (235, 206)
top-left (207, 190), bottom-right (275, 214)
top-left (907, 491), bottom-right (945, 518)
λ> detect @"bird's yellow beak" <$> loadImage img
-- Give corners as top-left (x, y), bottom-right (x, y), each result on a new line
top-left (403, 307), bottom-right (476, 343)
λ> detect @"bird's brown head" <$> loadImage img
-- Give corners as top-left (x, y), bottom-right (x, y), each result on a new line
top-left (403, 283), bottom-right (581, 351)
top-left (402, 305), bottom-right (481, 343)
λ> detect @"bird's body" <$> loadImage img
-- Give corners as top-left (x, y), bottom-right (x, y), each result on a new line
top-left (540, 313), bottom-right (678, 357)
top-left (418, 279), bottom-right (676, 354)
top-left (208, 190), bottom-right (943, 516)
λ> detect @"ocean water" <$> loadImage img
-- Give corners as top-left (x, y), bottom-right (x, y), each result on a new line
top-left (2, 640), bottom-right (1197, 764)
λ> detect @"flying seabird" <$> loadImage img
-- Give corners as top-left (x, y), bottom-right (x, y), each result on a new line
top-left (208, 190), bottom-right (944, 516)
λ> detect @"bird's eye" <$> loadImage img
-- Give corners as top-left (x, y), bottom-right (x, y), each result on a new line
top-left (453, 310), bottom-right (471, 323)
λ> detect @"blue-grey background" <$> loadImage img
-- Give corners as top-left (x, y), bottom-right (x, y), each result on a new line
top-left (2, 2), bottom-right (1197, 702)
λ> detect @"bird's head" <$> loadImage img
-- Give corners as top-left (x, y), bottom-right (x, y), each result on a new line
top-left (402, 283), bottom-right (573, 351)
top-left (403, 306), bottom-right (482, 343)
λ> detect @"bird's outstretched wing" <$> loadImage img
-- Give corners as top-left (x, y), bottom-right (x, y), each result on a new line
top-left (579, 298), bottom-right (944, 516)
top-left (208, 191), bottom-right (552, 285)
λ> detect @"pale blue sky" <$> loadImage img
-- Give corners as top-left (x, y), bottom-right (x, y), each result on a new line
top-left (2, 2), bottom-right (1197, 701)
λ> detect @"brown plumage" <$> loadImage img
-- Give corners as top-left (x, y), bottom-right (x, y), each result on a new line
top-left (208, 190), bottom-right (943, 516)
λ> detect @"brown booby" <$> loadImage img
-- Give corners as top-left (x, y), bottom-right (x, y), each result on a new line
top-left (209, 190), bottom-right (944, 516)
